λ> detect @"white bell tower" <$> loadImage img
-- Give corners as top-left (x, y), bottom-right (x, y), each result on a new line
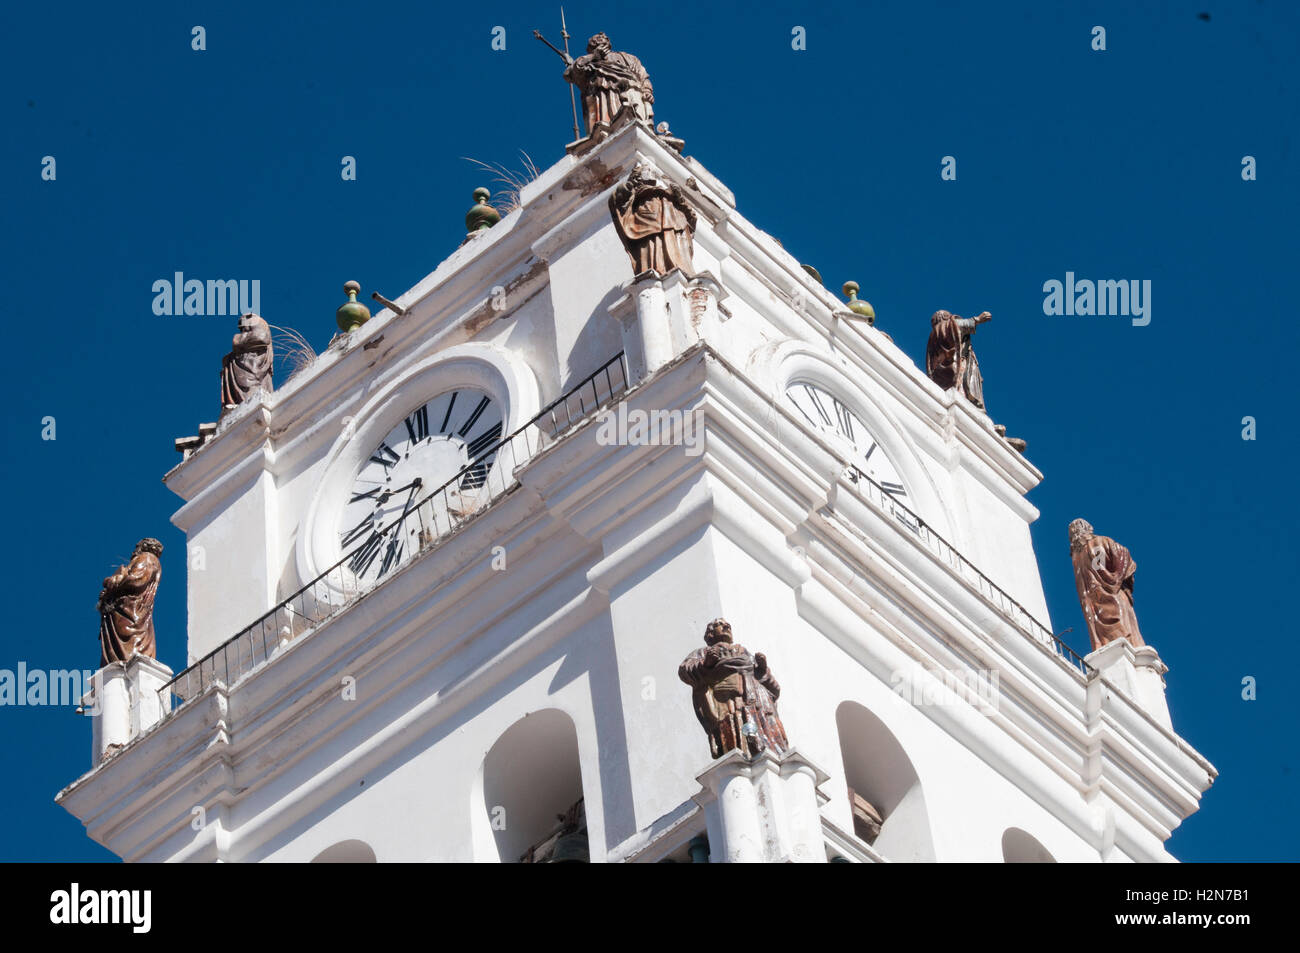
top-left (57, 115), bottom-right (1215, 863)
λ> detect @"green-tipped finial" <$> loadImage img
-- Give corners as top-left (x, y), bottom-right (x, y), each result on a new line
top-left (842, 281), bottom-right (876, 324)
top-left (336, 280), bottom-right (371, 333)
top-left (466, 187), bottom-right (501, 233)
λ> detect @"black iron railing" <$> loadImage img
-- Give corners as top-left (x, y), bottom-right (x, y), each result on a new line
top-left (842, 465), bottom-right (1091, 676)
top-left (159, 352), bottom-right (629, 711)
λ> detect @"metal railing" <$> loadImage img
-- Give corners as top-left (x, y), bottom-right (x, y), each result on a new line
top-left (842, 465), bottom-right (1091, 676)
top-left (159, 352), bottom-right (629, 711)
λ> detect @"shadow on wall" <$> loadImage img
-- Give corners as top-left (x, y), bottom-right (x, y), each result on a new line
top-left (1002, 827), bottom-right (1057, 863)
top-left (475, 708), bottom-right (589, 863)
top-left (836, 701), bottom-right (937, 862)
top-left (310, 839), bottom-right (377, 863)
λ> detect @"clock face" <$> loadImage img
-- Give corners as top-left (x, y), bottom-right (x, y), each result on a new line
top-left (785, 381), bottom-right (909, 500)
top-left (339, 388), bottom-right (503, 584)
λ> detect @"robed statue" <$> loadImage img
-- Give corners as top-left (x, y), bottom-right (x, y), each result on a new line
top-left (926, 309), bottom-right (991, 410)
top-left (221, 312), bottom-right (273, 415)
top-left (98, 538), bottom-right (163, 668)
top-left (564, 32), bottom-right (654, 129)
top-left (609, 162), bottom-right (697, 277)
top-left (1069, 519), bottom-right (1145, 651)
top-left (678, 619), bottom-right (790, 759)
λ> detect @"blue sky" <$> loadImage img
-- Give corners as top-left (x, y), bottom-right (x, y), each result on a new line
top-left (2, 1), bottom-right (1296, 861)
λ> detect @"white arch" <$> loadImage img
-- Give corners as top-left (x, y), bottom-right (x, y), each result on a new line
top-left (835, 700), bottom-right (937, 862)
top-left (310, 839), bottom-right (377, 863)
top-left (1002, 827), bottom-right (1057, 863)
top-left (473, 709), bottom-right (586, 863)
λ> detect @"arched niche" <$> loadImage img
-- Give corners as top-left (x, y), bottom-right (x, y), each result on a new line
top-left (310, 839), bottom-right (377, 863)
top-left (1002, 827), bottom-right (1057, 863)
top-left (835, 701), bottom-right (937, 862)
top-left (478, 709), bottom-right (589, 863)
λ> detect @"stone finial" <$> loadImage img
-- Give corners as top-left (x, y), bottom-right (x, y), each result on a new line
top-left (466, 187), bottom-right (501, 233)
top-left (842, 281), bottom-right (876, 324)
top-left (678, 618), bottom-right (790, 760)
top-left (336, 281), bottom-right (371, 333)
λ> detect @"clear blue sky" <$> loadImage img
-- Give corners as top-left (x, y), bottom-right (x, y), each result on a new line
top-left (3, 1), bottom-right (1295, 861)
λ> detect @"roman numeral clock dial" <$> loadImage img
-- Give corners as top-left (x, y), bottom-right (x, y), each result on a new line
top-left (340, 389), bottom-right (503, 585)
top-left (785, 382), bottom-right (909, 500)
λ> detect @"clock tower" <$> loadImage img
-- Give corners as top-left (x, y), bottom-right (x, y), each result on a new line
top-left (58, 107), bottom-right (1214, 863)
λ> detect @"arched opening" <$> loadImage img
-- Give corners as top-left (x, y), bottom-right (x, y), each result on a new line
top-left (1002, 828), bottom-right (1057, 863)
top-left (310, 839), bottom-right (377, 863)
top-left (480, 709), bottom-right (589, 863)
top-left (835, 701), bottom-right (936, 862)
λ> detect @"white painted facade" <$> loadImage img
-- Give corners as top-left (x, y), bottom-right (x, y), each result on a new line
top-left (57, 120), bottom-right (1215, 862)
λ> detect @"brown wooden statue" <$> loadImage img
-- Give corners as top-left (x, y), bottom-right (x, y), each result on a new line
top-left (926, 309), bottom-right (991, 410)
top-left (679, 619), bottom-right (790, 760)
top-left (609, 163), bottom-right (697, 278)
top-left (564, 32), bottom-right (654, 128)
top-left (1069, 518), bottom-right (1145, 651)
top-left (97, 538), bottom-right (163, 668)
top-left (220, 313), bottom-right (273, 415)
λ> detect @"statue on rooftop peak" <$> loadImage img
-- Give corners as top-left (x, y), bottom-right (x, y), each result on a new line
top-left (926, 309), bottom-right (991, 410)
top-left (609, 162), bottom-right (697, 278)
top-left (97, 539), bottom-right (163, 668)
top-left (220, 312), bottom-right (273, 415)
top-left (679, 619), bottom-right (790, 760)
top-left (564, 32), bottom-right (654, 129)
top-left (1069, 518), bottom-right (1145, 652)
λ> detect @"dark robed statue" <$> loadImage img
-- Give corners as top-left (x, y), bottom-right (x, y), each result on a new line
top-left (679, 619), bottom-right (789, 759)
top-left (1069, 518), bottom-right (1145, 652)
top-left (564, 31), bottom-right (654, 129)
top-left (98, 538), bottom-right (163, 668)
top-left (221, 312), bottom-right (273, 414)
top-left (609, 162), bottom-right (697, 277)
top-left (926, 309), bottom-right (991, 410)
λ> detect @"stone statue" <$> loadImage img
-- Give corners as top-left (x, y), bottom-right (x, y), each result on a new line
top-left (678, 619), bottom-right (789, 759)
top-left (1069, 519), bottom-right (1145, 651)
top-left (609, 162), bottom-right (697, 277)
top-left (564, 32), bottom-right (654, 129)
top-left (220, 313), bottom-right (273, 414)
top-left (926, 309), bottom-right (991, 410)
top-left (97, 538), bottom-right (163, 668)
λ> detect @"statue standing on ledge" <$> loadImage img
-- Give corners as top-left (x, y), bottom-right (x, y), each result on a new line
top-left (1069, 519), bottom-right (1145, 652)
top-left (220, 312), bottom-right (273, 415)
top-left (564, 32), bottom-right (654, 129)
top-left (97, 538), bottom-right (163, 668)
top-left (926, 309), bottom-right (991, 410)
top-left (609, 163), bottom-right (697, 277)
top-left (679, 619), bottom-right (789, 760)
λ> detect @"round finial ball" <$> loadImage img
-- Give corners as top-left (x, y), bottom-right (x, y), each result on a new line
top-left (843, 281), bottom-right (860, 297)
top-left (473, 187), bottom-right (491, 204)
top-left (344, 280), bottom-right (361, 296)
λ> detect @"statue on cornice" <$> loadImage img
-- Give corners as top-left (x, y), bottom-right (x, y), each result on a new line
top-left (679, 619), bottom-right (789, 759)
top-left (564, 32), bottom-right (654, 129)
top-left (220, 312), bottom-right (273, 415)
top-left (609, 162), bottom-right (697, 278)
top-left (97, 539), bottom-right (163, 668)
top-left (1069, 519), bottom-right (1145, 652)
top-left (926, 309), bottom-right (991, 410)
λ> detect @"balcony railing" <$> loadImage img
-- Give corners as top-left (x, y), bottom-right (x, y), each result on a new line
top-left (159, 352), bottom-right (629, 712)
top-left (842, 465), bottom-right (1091, 676)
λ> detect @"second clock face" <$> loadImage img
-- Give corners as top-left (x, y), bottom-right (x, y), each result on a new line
top-left (785, 381), bottom-right (908, 499)
top-left (339, 388), bottom-right (504, 583)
